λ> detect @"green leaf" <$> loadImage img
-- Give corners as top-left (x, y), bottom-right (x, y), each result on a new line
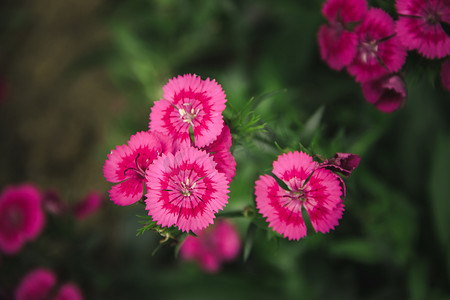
top-left (300, 105), bottom-right (325, 143)
top-left (243, 222), bottom-right (257, 262)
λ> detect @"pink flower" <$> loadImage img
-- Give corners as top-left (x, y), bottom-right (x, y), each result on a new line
top-left (0, 184), bottom-right (45, 255)
top-left (442, 58), bottom-right (450, 91)
top-left (396, 0), bottom-right (450, 59)
top-left (318, 0), bottom-right (368, 70)
top-left (15, 268), bottom-right (83, 300)
top-left (73, 191), bottom-right (103, 219)
top-left (361, 74), bottom-right (407, 113)
top-left (255, 151), bottom-right (343, 241)
top-left (103, 131), bottom-right (174, 206)
top-left (15, 268), bottom-right (56, 300)
top-left (145, 146), bottom-right (229, 232)
top-left (149, 74), bottom-right (227, 148)
top-left (202, 124), bottom-right (236, 183)
top-left (180, 220), bottom-right (241, 273)
top-left (347, 8), bottom-right (407, 82)
top-left (43, 189), bottom-right (68, 215)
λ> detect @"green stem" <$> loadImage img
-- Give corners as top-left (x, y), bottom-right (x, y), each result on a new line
top-left (216, 210), bottom-right (245, 218)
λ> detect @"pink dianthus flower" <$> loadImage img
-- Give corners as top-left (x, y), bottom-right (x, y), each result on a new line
top-left (441, 58), bottom-right (450, 91)
top-left (347, 8), bottom-right (407, 82)
top-left (15, 268), bottom-right (83, 300)
top-left (103, 131), bottom-right (174, 206)
top-left (0, 184), bottom-right (45, 255)
top-left (361, 74), bottom-right (407, 113)
top-left (255, 151), bottom-right (343, 241)
top-left (318, 0), bottom-right (368, 70)
top-left (180, 220), bottom-right (241, 273)
top-left (396, 0), bottom-right (450, 59)
top-left (202, 124), bottom-right (236, 183)
top-left (145, 146), bottom-right (229, 232)
top-left (149, 74), bottom-right (227, 148)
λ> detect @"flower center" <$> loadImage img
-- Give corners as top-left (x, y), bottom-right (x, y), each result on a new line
top-left (290, 189), bottom-right (306, 202)
top-left (360, 40), bottom-right (378, 63)
top-left (425, 10), bottom-right (440, 25)
top-left (178, 103), bottom-right (200, 126)
top-left (180, 178), bottom-right (196, 197)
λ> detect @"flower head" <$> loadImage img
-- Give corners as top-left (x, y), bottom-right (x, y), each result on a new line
top-left (145, 146), bottom-right (229, 232)
top-left (361, 74), bottom-right (407, 113)
top-left (347, 8), bottom-right (407, 82)
top-left (15, 268), bottom-right (83, 300)
top-left (0, 184), bottom-right (45, 255)
top-left (318, 0), bottom-right (368, 70)
top-left (202, 124), bottom-right (236, 183)
top-left (255, 151), bottom-right (343, 241)
top-left (396, 0), bottom-right (450, 59)
top-left (73, 191), bottom-right (103, 220)
top-left (103, 131), bottom-right (174, 206)
top-left (441, 58), bottom-right (450, 91)
top-left (180, 220), bottom-right (241, 273)
top-left (321, 152), bottom-right (361, 177)
top-left (149, 74), bottom-right (227, 148)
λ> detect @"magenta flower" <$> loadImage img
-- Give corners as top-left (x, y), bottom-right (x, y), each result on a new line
top-left (43, 189), bottom-right (68, 215)
top-left (149, 74), bottom-right (227, 148)
top-left (0, 184), bottom-right (45, 255)
top-left (103, 131), bottom-right (174, 206)
top-left (361, 74), bottom-right (407, 113)
top-left (318, 0), bottom-right (368, 70)
top-left (180, 220), bottom-right (241, 273)
top-left (202, 124), bottom-right (236, 183)
top-left (15, 268), bottom-right (83, 300)
top-left (255, 151), bottom-right (343, 241)
top-left (396, 0), bottom-right (450, 59)
top-left (442, 58), bottom-right (450, 91)
top-left (73, 191), bottom-right (103, 220)
top-left (347, 8), bottom-right (407, 82)
top-left (145, 146), bottom-right (229, 232)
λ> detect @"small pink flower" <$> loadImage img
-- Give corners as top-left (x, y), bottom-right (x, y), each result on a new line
top-left (103, 131), bottom-right (174, 206)
top-left (361, 74), bottom-right (407, 113)
top-left (442, 58), bottom-right (450, 91)
top-left (15, 268), bottom-right (83, 300)
top-left (149, 74), bottom-right (227, 148)
top-left (0, 184), bottom-right (45, 255)
top-left (73, 191), bottom-right (103, 220)
top-left (15, 268), bottom-right (56, 300)
top-left (255, 151), bottom-right (343, 241)
top-left (202, 124), bottom-right (236, 183)
top-left (396, 0), bottom-right (450, 59)
top-left (318, 0), bottom-right (368, 70)
top-left (43, 189), bottom-right (68, 215)
top-left (321, 152), bottom-right (361, 177)
top-left (145, 146), bottom-right (229, 232)
top-left (180, 220), bottom-right (240, 273)
top-left (347, 8), bottom-right (407, 82)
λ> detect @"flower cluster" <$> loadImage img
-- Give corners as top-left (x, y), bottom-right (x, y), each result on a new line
top-left (318, 0), bottom-right (450, 112)
top-left (255, 151), bottom-right (359, 240)
top-left (104, 74), bottom-right (235, 233)
top-left (15, 268), bottom-right (83, 300)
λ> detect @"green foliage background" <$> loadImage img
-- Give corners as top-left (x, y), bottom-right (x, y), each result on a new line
top-left (0, 0), bottom-right (449, 299)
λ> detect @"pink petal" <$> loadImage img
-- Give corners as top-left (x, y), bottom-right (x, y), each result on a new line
top-left (109, 178), bottom-right (144, 206)
top-left (54, 283), bottom-right (84, 300)
top-left (73, 191), bottom-right (103, 219)
top-left (441, 58), bottom-right (450, 91)
top-left (361, 74), bottom-right (407, 113)
top-left (322, 0), bottom-right (368, 24)
top-left (15, 268), bottom-right (56, 300)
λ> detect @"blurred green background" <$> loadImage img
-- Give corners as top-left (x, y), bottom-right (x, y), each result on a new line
top-left (1, 0), bottom-right (449, 299)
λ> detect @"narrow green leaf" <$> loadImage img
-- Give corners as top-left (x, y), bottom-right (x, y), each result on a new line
top-left (243, 222), bottom-right (257, 262)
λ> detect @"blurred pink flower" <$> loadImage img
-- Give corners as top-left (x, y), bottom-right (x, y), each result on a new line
top-left (145, 146), bottom-right (229, 232)
top-left (361, 74), bottom-right (407, 113)
top-left (73, 191), bottom-right (103, 220)
top-left (149, 74), bottom-right (227, 148)
top-left (0, 184), bottom-right (45, 255)
top-left (103, 131), bottom-right (174, 206)
top-left (441, 58), bottom-right (450, 91)
top-left (15, 268), bottom-right (83, 300)
top-left (347, 8), bottom-right (407, 82)
top-left (318, 0), bottom-right (368, 70)
top-left (202, 124), bottom-right (236, 183)
top-left (255, 151), bottom-right (343, 241)
top-left (321, 152), bottom-right (361, 177)
top-left (396, 0), bottom-right (450, 59)
top-left (43, 189), bottom-right (68, 215)
top-left (180, 220), bottom-right (241, 273)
